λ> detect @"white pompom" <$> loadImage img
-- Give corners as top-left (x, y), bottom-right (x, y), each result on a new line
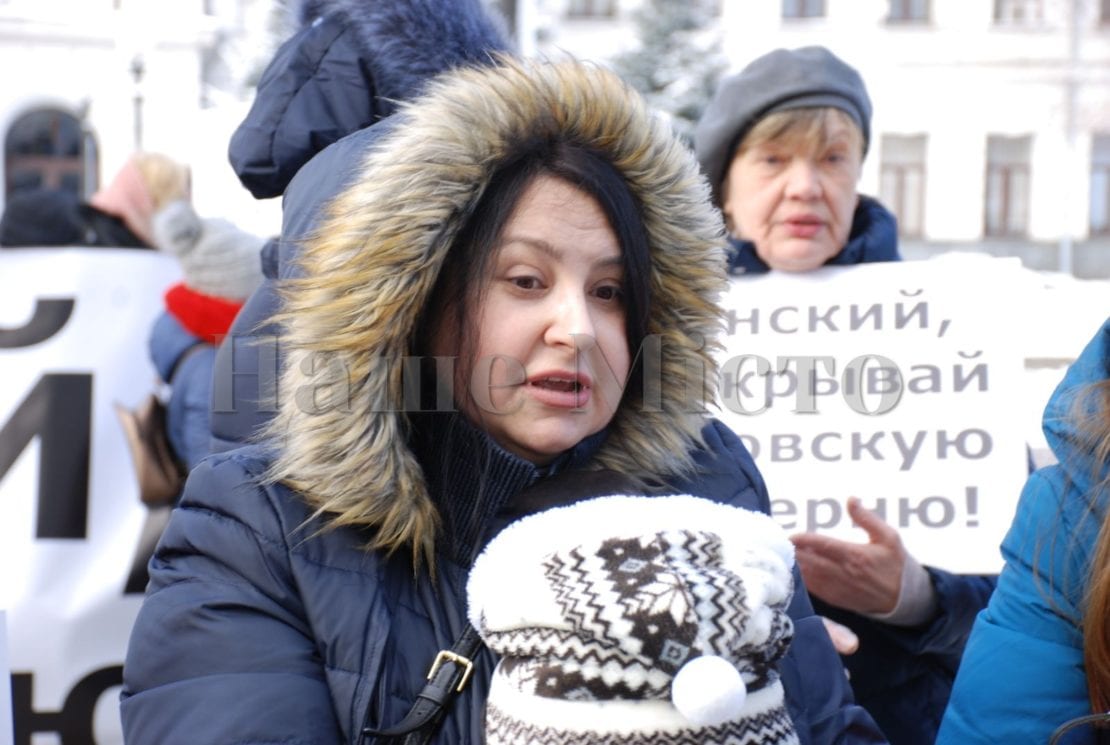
top-left (671, 654), bottom-right (747, 727)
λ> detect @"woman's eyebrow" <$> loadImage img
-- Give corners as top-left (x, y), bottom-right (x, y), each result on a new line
top-left (499, 236), bottom-right (623, 269)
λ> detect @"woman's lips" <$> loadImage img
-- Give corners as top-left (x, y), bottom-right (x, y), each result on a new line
top-left (784, 218), bottom-right (824, 239)
top-left (526, 373), bottom-right (591, 409)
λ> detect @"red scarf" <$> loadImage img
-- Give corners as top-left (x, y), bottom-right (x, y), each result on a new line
top-left (164, 283), bottom-right (245, 345)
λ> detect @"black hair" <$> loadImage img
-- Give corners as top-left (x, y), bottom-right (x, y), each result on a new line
top-left (418, 135), bottom-right (653, 413)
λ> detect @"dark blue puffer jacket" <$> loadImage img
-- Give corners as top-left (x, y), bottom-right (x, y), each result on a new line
top-left (813, 573), bottom-right (996, 745)
top-left (120, 420), bottom-right (885, 744)
top-left (228, 0), bottom-right (513, 199)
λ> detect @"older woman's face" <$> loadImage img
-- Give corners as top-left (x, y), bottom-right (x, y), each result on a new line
top-left (721, 112), bottom-right (863, 272)
top-left (435, 174), bottom-right (631, 464)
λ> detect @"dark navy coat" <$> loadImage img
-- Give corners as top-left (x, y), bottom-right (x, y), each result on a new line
top-left (121, 421), bottom-right (886, 744)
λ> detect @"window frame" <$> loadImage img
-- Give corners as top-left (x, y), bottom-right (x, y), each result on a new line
top-left (984, 134), bottom-right (1032, 238)
top-left (1090, 134), bottom-right (1110, 236)
top-left (565, 0), bottom-right (618, 19)
top-left (782, 0), bottom-right (826, 20)
top-left (887, 0), bottom-right (930, 24)
top-left (879, 134), bottom-right (928, 239)
top-left (992, 0), bottom-right (1044, 26)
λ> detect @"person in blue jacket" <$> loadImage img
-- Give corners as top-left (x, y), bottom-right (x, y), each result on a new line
top-left (693, 45), bottom-right (995, 745)
top-left (120, 57), bottom-right (886, 744)
top-left (147, 200), bottom-right (266, 472)
top-left (938, 317), bottom-right (1110, 744)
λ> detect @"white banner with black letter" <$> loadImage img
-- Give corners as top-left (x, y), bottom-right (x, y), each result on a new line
top-left (714, 255), bottom-right (1030, 575)
top-left (0, 249), bottom-right (180, 745)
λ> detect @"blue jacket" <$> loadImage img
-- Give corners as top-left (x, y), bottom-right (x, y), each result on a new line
top-left (147, 310), bottom-right (216, 472)
top-left (726, 195), bottom-right (900, 275)
top-left (813, 572), bottom-right (996, 745)
top-left (937, 318), bottom-right (1110, 744)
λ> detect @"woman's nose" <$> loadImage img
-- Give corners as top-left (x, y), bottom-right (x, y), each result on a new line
top-left (544, 289), bottom-right (595, 348)
top-left (785, 159), bottom-right (822, 200)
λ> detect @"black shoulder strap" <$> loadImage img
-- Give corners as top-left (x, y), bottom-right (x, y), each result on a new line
top-left (164, 341), bottom-right (208, 385)
top-left (361, 624), bottom-right (484, 744)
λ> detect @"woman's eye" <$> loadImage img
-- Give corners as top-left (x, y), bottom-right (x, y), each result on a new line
top-left (595, 284), bottom-right (623, 302)
top-left (509, 276), bottom-right (540, 290)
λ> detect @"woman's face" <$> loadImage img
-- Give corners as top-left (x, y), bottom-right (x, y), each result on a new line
top-left (435, 174), bottom-right (632, 464)
top-left (721, 111), bottom-right (863, 272)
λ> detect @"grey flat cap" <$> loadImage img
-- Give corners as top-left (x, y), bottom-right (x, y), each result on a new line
top-left (694, 46), bottom-right (872, 201)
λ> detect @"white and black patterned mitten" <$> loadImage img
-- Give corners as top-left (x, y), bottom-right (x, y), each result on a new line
top-left (467, 494), bottom-right (801, 745)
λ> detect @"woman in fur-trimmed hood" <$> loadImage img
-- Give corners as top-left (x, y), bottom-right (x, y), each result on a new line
top-left (121, 57), bottom-right (884, 744)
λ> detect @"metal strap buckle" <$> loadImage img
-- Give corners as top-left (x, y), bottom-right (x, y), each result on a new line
top-left (427, 650), bottom-right (474, 693)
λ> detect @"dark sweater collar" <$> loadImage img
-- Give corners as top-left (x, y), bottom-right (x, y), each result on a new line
top-left (725, 194), bottom-right (900, 276)
top-left (411, 411), bottom-right (606, 564)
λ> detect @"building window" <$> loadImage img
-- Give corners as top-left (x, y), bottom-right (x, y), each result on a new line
top-left (1091, 135), bottom-right (1110, 236)
top-left (984, 135), bottom-right (1031, 237)
top-left (566, 0), bottom-right (617, 18)
top-left (4, 108), bottom-right (97, 200)
top-left (888, 0), bottom-right (929, 23)
top-left (993, 0), bottom-right (1043, 24)
top-left (880, 135), bottom-right (927, 238)
top-left (783, 0), bottom-right (825, 19)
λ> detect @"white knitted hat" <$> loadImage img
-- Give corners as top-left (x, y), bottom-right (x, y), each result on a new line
top-left (152, 200), bottom-right (265, 300)
top-left (467, 494), bottom-right (800, 745)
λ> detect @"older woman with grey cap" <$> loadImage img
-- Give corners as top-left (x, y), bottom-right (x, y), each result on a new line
top-left (694, 46), bottom-right (996, 745)
top-left (694, 45), bottom-right (899, 275)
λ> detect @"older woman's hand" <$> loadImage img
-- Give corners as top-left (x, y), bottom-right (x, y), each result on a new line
top-left (790, 497), bottom-right (907, 615)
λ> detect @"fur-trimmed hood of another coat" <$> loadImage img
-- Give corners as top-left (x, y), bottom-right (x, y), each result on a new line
top-left (230, 0), bottom-right (511, 198)
top-left (265, 57), bottom-right (730, 565)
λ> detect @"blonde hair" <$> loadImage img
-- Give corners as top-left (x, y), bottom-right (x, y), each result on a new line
top-left (132, 152), bottom-right (191, 211)
top-left (735, 107), bottom-right (864, 160)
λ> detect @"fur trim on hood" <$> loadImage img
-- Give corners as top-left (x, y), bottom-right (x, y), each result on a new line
top-left (266, 57), bottom-right (729, 566)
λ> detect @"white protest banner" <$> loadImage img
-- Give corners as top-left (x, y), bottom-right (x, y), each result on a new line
top-left (0, 248), bottom-right (181, 745)
top-left (714, 256), bottom-right (1029, 574)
